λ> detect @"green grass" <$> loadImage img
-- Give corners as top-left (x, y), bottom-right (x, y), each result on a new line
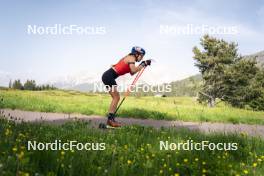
top-left (0, 89), bottom-right (264, 124)
top-left (0, 118), bottom-right (263, 176)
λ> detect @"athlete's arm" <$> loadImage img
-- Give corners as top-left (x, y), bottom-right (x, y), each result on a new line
top-left (125, 56), bottom-right (144, 75)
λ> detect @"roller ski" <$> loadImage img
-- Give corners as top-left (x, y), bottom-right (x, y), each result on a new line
top-left (99, 113), bottom-right (121, 129)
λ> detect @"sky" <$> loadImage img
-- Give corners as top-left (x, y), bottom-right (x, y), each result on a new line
top-left (0, 0), bottom-right (264, 86)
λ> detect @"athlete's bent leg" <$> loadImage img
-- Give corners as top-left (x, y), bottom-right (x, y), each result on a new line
top-left (107, 86), bottom-right (121, 127)
top-left (108, 86), bottom-right (120, 114)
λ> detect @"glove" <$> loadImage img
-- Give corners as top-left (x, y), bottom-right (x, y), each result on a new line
top-left (140, 60), bottom-right (151, 67)
top-left (145, 59), bottom-right (151, 66)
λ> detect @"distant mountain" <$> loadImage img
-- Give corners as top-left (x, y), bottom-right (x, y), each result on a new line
top-left (48, 71), bottom-right (101, 91)
top-left (244, 50), bottom-right (264, 66)
top-left (71, 82), bottom-right (99, 92)
top-left (52, 81), bottom-right (98, 92)
top-left (49, 71), bottom-right (149, 92)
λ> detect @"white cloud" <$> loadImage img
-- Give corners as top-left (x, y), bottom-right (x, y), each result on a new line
top-left (0, 70), bottom-right (12, 86)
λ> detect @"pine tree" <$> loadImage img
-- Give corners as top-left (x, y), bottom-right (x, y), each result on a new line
top-left (8, 80), bottom-right (12, 88)
top-left (222, 59), bottom-right (260, 108)
top-left (12, 79), bottom-right (23, 90)
top-left (193, 35), bottom-right (264, 110)
top-left (24, 80), bottom-right (36, 90)
top-left (193, 35), bottom-right (239, 107)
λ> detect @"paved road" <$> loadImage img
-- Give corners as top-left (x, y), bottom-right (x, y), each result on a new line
top-left (1, 109), bottom-right (264, 138)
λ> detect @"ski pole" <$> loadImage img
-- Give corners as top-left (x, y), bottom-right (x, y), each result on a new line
top-left (114, 66), bottom-right (146, 115)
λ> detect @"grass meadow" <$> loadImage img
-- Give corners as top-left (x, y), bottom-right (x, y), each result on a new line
top-left (0, 118), bottom-right (264, 176)
top-left (0, 89), bottom-right (264, 124)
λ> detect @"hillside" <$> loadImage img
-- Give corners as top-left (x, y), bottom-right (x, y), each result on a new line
top-left (164, 74), bottom-right (202, 97)
top-left (244, 50), bottom-right (264, 65)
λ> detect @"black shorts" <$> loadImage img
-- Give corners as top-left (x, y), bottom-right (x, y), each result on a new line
top-left (102, 68), bottom-right (119, 88)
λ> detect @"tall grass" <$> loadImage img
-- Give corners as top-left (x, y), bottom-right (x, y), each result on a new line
top-left (0, 89), bottom-right (264, 124)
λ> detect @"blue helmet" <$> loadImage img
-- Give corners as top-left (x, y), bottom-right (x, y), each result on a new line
top-left (131, 46), bottom-right (145, 56)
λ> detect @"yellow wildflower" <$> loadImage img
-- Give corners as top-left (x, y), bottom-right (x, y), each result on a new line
top-left (12, 147), bottom-right (17, 152)
top-left (5, 129), bottom-right (10, 136)
top-left (18, 151), bottom-right (24, 159)
top-left (146, 155), bottom-right (149, 159)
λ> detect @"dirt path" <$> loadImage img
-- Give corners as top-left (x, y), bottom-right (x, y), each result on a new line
top-left (1, 109), bottom-right (264, 138)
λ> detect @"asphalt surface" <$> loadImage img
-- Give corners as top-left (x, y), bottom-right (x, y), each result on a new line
top-left (1, 108), bottom-right (264, 138)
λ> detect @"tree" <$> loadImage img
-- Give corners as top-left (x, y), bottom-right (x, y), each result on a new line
top-left (24, 80), bottom-right (36, 90)
top-left (221, 59), bottom-right (261, 108)
top-left (193, 35), bottom-right (264, 110)
top-left (247, 68), bottom-right (264, 110)
top-left (193, 35), bottom-right (239, 107)
top-left (8, 80), bottom-right (12, 88)
top-left (12, 79), bottom-right (23, 90)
